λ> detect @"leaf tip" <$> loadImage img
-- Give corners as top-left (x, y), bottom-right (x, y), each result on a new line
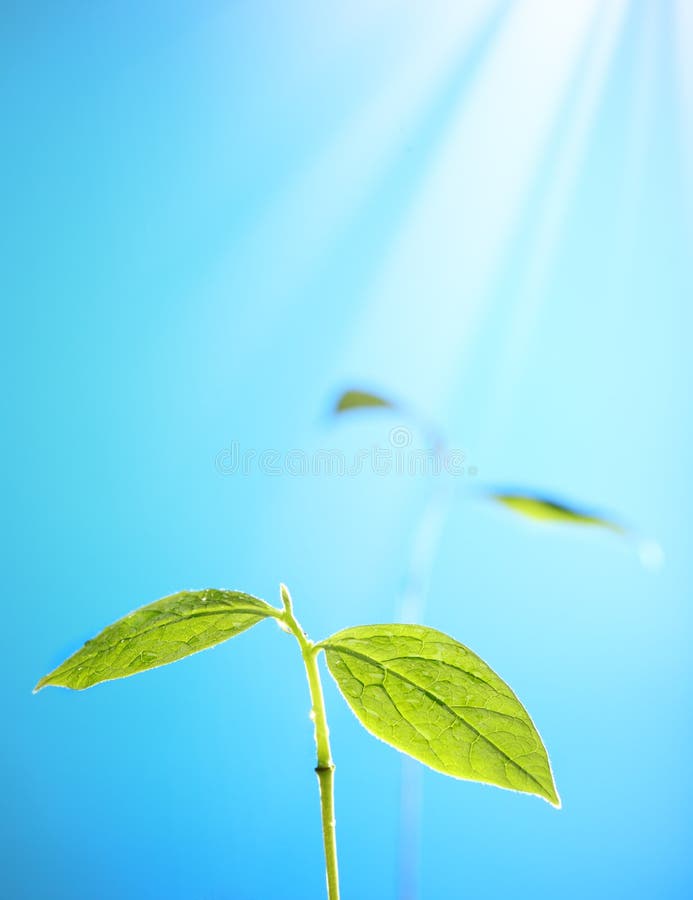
top-left (538, 774), bottom-right (561, 809)
top-left (33, 676), bottom-right (49, 694)
top-left (33, 671), bottom-right (69, 693)
top-left (279, 583), bottom-right (293, 614)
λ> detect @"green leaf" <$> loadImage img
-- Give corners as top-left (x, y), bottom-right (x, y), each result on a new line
top-left (35, 589), bottom-right (276, 692)
top-left (492, 492), bottom-right (623, 532)
top-left (334, 389), bottom-right (394, 414)
top-left (321, 624), bottom-right (559, 806)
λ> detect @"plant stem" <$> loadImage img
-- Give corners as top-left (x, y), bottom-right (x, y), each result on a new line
top-left (279, 586), bottom-right (340, 900)
top-left (304, 645), bottom-right (339, 900)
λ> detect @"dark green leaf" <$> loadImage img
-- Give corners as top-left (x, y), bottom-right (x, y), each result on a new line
top-left (35, 589), bottom-right (276, 692)
top-left (321, 624), bottom-right (559, 806)
top-left (492, 492), bottom-right (623, 532)
top-left (334, 389), bottom-right (394, 414)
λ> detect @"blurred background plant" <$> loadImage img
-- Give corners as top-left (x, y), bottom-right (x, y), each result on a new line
top-left (331, 384), bottom-right (658, 899)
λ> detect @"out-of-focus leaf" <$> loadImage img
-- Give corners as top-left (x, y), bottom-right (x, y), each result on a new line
top-left (334, 389), bottom-right (394, 414)
top-left (321, 624), bottom-right (559, 806)
top-left (492, 492), bottom-right (623, 532)
top-left (35, 589), bottom-right (275, 691)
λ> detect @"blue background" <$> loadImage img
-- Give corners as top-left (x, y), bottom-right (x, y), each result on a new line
top-left (3, 1), bottom-right (692, 898)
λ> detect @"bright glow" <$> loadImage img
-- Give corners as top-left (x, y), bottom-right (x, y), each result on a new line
top-left (675, 0), bottom-right (693, 210)
top-left (340, 0), bottom-right (605, 417)
top-left (478, 0), bottom-right (628, 443)
top-left (210, 0), bottom-right (503, 311)
top-left (637, 538), bottom-right (665, 571)
top-left (619, 1), bottom-right (660, 238)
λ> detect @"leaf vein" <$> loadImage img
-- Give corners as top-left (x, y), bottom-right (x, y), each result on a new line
top-left (328, 644), bottom-right (548, 796)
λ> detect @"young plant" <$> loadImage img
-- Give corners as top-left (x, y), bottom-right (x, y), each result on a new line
top-left (333, 387), bottom-right (627, 533)
top-left (35, 583), bottom-right (559, 899)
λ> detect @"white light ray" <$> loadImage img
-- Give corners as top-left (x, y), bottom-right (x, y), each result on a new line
top-left (339, 0), bottom-right (603, 420)
top-left (477, 0), bottom-right (628, 447)
top-left (675, 0), bottom-right (693, 216)
top-left (618, 1), bottom-right (659, 237)
top-left (210, 1), bottom-right (502, 311)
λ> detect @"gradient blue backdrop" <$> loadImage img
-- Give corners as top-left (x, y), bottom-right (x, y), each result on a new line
top-left (3, 2), bottom-right (692, 898)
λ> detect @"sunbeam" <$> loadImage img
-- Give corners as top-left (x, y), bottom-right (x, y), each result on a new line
top-left (203, 1), bottom-right (505, 327)
top-left (675, 0), bottom-right (693, 214)
top-left (339, 0), bottom-right (606, 420)
top-left (478, 0), bottom-right (628, 446)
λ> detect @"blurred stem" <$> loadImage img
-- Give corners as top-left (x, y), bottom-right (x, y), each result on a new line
top-left (397, 444), bottom-right (454, 900)
top-left (279, 585), bottom-right (340, 900)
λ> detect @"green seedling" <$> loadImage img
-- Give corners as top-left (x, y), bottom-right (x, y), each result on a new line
top-left (333, 387), bottom-right (626, 534)
top-left (35, 583), bottom-right (559, 900)
top-left (332, 387), bottom-right (660, 564)
top-left (490, 491), bottom-right (623, 530)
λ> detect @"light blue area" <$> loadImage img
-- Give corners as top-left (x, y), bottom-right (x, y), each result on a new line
top-left (3, 2), bottom-right (691, 898)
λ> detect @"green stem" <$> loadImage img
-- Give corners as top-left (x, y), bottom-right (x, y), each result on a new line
top-left (279, 586), bottom-right (340, 900)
